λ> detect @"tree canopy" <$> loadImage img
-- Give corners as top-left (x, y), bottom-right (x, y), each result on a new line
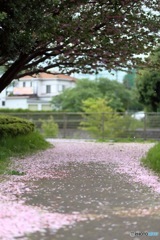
top-left (80, 98), bottom-right (121, 139)
top-left (52, 79), bottom-right (102, 112)
top-left (123, 69), bottom-right (136, 89)
top-left (79, 97), bottom-right (142, 139)
top-left (52, 77), bottom-right (141, 112)
top-left (136, 48), bottom-right (160, 112)
top-left (0, 0), bottom-right (159, 92)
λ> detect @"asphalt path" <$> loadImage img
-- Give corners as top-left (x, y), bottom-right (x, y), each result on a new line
top-left (0, 140), bottom-right (160, 240)
top-left (24, 162), bottom-right (160, 240)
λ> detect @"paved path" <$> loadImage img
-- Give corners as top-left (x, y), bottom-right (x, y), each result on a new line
top-left (0, 140), bottom-right (160, 240)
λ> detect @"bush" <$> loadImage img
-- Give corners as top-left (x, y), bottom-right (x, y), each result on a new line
top-left (40, 116), bottom-right (59, 137)
top-left (112, 114), bottom-right (143, 138)
top-left (79, 98), bottom-right (142, 139)
top-left (141, 143), bottom-right (160, 174)
top-left (145, 113), bottom-right (160, 128)
top-left (80, 98), bottom-right (122, 139)
top-left (0, 115), bottom-right (34, 137)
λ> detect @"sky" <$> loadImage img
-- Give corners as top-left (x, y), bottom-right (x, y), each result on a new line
top-left (71, 70), bottom-right (126, 82)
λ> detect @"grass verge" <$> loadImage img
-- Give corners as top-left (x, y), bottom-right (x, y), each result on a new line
top-left (141, 142), bottom-right (160, 174)
top-left (96, 138), bottom-right (155, 143)
top-left (0, 131), bottom-right (51, 174)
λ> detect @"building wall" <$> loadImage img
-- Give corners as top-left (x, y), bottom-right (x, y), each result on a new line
top-left (17, 79), bottom-right (38, 94)
top-left (0, 73), bottom-right (76, 110)
top-left (28, 103), bottom-right (52, 111)
top-left (5, 97), bottom-right (28, 109)
top-left (37, 79), bottom-right (75, 97)
top-left (39, 80), bottom-right (58, 96)
top-left (0, 89), bottom-right (7, 108)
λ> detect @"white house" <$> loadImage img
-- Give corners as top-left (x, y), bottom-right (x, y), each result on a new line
top-left (0, 72), bottom-right (76, 110)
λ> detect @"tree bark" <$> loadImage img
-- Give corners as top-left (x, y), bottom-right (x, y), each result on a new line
top-left (0, 53), bottom-right (29, 92)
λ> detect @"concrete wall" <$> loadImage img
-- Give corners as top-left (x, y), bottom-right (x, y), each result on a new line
top-left (5, 97), bottom-right (28, 109)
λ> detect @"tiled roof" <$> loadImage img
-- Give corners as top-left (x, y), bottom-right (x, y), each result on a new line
top-left (20, 72), bottom-right (76, 81)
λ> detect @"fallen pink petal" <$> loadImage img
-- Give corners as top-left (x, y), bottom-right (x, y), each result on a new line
top-left (0, 141), bottom-right (160, 239)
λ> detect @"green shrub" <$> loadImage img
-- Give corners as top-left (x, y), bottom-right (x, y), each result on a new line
top-left (141, 143), bottom-right (160, 174)
top-left (112, 114), bottom-right (143, 138)
top-left (40, 116), bottom-right (59, 137)
top-left (80, 98), bottom-right (122, 139)
top-left (79, 98), bottom-right (142, 139)
top-left (0, 115), bottom-right (34, 137)
top-left (145, 114), bottom-right (160, 128)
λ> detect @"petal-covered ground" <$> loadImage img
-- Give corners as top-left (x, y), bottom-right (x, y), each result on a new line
top-left (0, 140), bottom-right (159, 239)
top-left (0, 201), bottom-right (85, 240)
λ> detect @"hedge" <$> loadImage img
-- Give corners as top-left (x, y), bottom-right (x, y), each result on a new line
top-left (0, 115), bottom-right (35, 137)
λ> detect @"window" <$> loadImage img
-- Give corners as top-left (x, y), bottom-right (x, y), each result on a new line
top-left (46, 85), bottom-right (51, 93)
top-left (58, 85), bottom-right (65, 92)
top-left (12, 80), bottom-right (18, 87)
top-left (2, 101), bottom-right (5, 106)
top-left (23, 82), bottom-right (26, 87)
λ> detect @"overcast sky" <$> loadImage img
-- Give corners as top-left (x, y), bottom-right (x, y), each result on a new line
top-left (71, 70), bottom-right (126, 82)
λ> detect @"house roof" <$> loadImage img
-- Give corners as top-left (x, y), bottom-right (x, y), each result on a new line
top-left (20, 72), bottom-right (76, 81)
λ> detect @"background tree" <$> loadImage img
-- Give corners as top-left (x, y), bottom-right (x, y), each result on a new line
top-left (0, 0), bottom-right (159, 92)
top-left (136, 48), bottom-right (160, 112)
top-left (96, 78), bottom-right (131, 111)
top-left (127, 89), bottom-right (143, 112)
top-left (52, 79), bottom-right (102, 112)
top-left (79, 98), bottom-right (142, 139)
top-left (79, 98), bottom-right (121, 139)
top-left (122, 69), bottom-right (143, 111)
top-left (52, 77), bottom-right (140, 112)
top-left (123, 69), bottom-right (136, 90)
top-left (40, 116), bottom-right (59, 138)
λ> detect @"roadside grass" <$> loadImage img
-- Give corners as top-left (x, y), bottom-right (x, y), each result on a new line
top-left (141, 142), bottom-right (160, 174)
top-left (0, 131), bottom-right (51, 175)
top-left (96, 138), bottom-right (155, 143)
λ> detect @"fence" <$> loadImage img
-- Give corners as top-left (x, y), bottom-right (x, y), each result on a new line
top-left (2, 111), bottom-right (160, 140)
